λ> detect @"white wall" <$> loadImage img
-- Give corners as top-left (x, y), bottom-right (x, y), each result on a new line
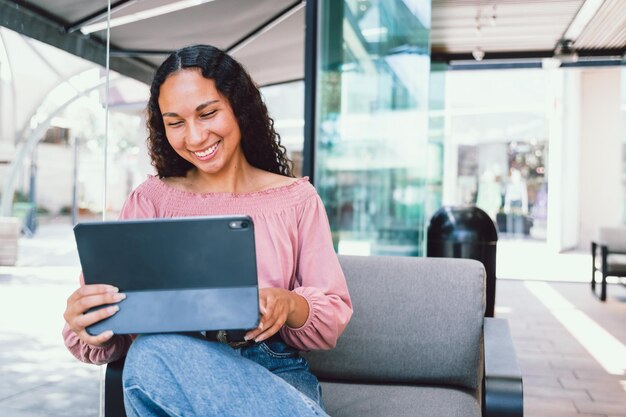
top-left (547, 69), bottom-right (581, 252)
top-left (578, 67), bottom-right (623, 248)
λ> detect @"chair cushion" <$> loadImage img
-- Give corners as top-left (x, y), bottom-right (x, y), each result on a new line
top-left (304, 255), bottom-right (485, 390)
top-left (607, 254), bottom-right (626, 274)
top-left (321, 382), bottom-right (481, 417)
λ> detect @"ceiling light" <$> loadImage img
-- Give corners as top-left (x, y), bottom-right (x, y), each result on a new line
top-left (80, 0), bottom-right (216, 34)
top-left (563, 0), bottom-right (604, 40)
top-left (553, 39), bottom-right (578, 64)
top-left (472, 46), bottom-right (485, 61)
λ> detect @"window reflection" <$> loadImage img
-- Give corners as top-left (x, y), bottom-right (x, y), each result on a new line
top-left (315, 0), bottom-right (431, 256)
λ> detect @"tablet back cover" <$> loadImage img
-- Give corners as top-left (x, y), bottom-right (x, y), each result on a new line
top-left (74, 216), bottom-right (259, 334)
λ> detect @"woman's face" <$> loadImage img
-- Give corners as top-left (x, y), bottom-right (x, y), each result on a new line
top-left (158, 69), bottom-right (243, 176)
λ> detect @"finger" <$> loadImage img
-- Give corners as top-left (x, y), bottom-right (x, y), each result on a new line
top-left (247, 302), bottom-right (272, 340)
top-left (73, 304), bottom-right (120, 331)
top-left (254, 320), bottom-right (284, 343)
top-left (261, 295), bottom-right (280, 321)
top-left (252, 310), bottom-right (288, 342)
top-left (80, 329), bottom-right (115, 347)
top-left (64, 291), bottom-right (123, 325)
top-left (262, 297), bottom-right (289, 329)
top-left (67, 284), bottom-right (118, 304)
top-left (70, 292), bottom-right (126, 317)
top-left (245, 320), bottom-right (265, 341)
top-left (258, 296), bottom-right (273, 319)
top-left (68, 303), bottom-right (119, 334)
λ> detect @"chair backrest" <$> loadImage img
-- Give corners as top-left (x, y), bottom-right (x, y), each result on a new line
top-left (304, 255), bottom-right (485, 391)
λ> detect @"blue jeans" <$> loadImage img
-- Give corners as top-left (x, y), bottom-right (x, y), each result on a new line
top-left (122, 333), bottom-right (329, 417)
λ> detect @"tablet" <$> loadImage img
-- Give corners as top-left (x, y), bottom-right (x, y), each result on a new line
top-left (73, 216), bottom-right (259, 335)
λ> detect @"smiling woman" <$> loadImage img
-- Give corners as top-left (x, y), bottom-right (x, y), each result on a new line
top-left (61, 44), bottom-right (353, 417)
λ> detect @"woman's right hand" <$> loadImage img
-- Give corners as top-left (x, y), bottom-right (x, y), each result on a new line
top-left (64, 284), bottom-right (126, 347)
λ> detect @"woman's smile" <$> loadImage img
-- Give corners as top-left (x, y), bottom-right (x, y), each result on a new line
top-left (191, 139), bottom-right (221, 160)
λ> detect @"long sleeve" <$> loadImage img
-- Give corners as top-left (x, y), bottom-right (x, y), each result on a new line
top-left (280, 194), bottom-right (353, 351)
top-left (62, 322), bottom-right (132, 365)
top-left (61, 188), bottom-right (156, 364)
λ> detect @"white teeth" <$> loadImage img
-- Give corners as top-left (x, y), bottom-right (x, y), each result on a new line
top-left (193, 142), bottom-right (219, 157)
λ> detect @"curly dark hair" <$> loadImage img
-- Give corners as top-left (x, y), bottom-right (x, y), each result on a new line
top-left (146, 44), bottom-right (293, 178)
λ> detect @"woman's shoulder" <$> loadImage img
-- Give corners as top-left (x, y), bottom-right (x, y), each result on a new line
top-left (118, 175), bottom-right (164, 219)
top-left (256, 171), bottom-right (316, 197)
top-left (133, 175), bottom-right (167, 196)
top-left (127, 175), bottom-right (181, 206)
top-left (254, 171), bottom-right (301, 192)
top-left (241, 173), bottom-right (318, 215)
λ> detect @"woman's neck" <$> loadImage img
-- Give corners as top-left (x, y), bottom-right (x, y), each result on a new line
top-left (186, 161), bottom-right (262, 194)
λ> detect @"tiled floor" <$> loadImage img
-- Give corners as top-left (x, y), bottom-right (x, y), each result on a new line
top-left (0, 218), bottom-right (625, 416)
top-left (496, 280), bottom-right (626, 417)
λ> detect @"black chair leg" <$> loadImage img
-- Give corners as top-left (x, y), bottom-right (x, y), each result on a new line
top-left (105, 357), bottom-right (127, 417)
top-left (591, 274), bottom-right (596, 291)
top-left (591, 242), bottom-right (597, 291)
top-left (600, 246), bottom-right (608, 302)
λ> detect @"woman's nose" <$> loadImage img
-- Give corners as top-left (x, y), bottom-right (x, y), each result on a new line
top-left (187, 122), bottom-right (206, 145)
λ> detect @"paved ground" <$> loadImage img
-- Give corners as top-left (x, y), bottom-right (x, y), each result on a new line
top-left (496, 281), bottom-right (626, 417)
top-left (0, 217), bottom-right (625, 416)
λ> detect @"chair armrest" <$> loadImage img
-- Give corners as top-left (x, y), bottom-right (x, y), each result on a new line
top-left (483, 318), bottom-right (523, 417)
top-left (105, 357), bottom-right (127, 417)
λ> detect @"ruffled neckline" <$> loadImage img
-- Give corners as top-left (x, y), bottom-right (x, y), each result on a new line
top-left (139, 175), bottom-right (317, 216)
top-left (148, 175), bottom-right (310, 198)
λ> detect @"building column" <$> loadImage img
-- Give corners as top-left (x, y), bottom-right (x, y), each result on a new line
top-left (578, 67), bottom-right (623, 247)
top-left (549, 66), bottom-right (623, 252)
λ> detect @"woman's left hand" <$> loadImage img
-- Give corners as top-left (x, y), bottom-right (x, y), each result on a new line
top-left (245, 288), bottom-right (308, 342)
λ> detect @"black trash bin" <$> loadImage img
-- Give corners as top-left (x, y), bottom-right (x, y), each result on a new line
top-left (427, 206), bottom-right (498, 317)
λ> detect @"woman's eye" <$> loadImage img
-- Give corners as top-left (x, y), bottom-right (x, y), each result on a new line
top-left (167, 121), bottom-right (183, 127)
top-left (201, 111), bottom-right (216, 118)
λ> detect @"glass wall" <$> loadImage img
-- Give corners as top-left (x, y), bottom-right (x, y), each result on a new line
top-left (0, 27), bottom-right (113, 229)
top-left (0, 25), bottom-right (150, 227)
top-left (261, 81), bottom-right (305, 177)
top-left (441, 69), bottom-right (550, 240)
top-left (314, 0), bottom-right (431, 256)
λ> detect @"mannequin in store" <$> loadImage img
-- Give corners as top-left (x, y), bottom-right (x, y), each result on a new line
top-left (503, 168), bottom-right (529, 235)
top-left (61, 44), bottom-right (352, 417)
top-left (504, 168), bottom-right (528, 214)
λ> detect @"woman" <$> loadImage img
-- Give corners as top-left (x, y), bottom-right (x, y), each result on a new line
top-left (63, 44), bottom-right (352, 416)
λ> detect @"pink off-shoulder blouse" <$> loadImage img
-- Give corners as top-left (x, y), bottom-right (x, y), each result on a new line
top-left (62, 175), bottom-right (353, 364)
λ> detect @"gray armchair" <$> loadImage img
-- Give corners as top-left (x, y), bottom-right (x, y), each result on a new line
top-left (105, 255), bottom-right (523, 417)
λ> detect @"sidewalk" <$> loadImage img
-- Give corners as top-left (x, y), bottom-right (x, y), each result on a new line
top-left (497, 238), bottom-right (592, 283)
top-left (0, 219), bottom-right (624, 416)
top-left (0, 219), bottom-right (99, 417)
